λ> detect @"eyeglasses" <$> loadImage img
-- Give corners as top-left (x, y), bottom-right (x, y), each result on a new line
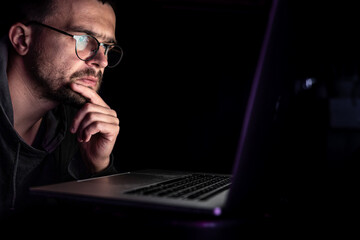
top-left (25, 21), bottom-right (123, 68)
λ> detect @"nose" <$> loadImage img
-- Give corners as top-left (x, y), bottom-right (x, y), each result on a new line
top-left (86, 46), bottom-right (108, 69)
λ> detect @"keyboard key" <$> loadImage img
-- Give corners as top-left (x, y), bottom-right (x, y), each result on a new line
top-left (125, 174), bottom-right (231, 201)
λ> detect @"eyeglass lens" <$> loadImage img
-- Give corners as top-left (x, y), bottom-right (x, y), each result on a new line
top-left (75, 35), bottom-right (123, 68)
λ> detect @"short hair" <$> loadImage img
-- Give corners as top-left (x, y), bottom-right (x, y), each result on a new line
top-left (0, 0), bottom-right (117, 36)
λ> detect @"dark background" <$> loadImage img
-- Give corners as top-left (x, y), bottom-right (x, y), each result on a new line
top-left (100, 0), bottom-right (360, 224)
top-left (104, 0), bottom-right (272, 173)
top-left (103, 0), bottom-right (360, 176)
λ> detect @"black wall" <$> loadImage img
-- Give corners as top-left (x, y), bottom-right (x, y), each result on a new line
top-left (103, 0), bottom-right (271, 173)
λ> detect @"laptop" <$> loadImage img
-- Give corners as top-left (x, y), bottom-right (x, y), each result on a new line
top-left (30, 0), bottom-right (290, 218)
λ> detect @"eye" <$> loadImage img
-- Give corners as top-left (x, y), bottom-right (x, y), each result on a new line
top-left (76, 36), bottom-right (89, 51)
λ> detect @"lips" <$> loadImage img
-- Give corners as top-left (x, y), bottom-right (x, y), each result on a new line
top-left (76, 77), bottom-right (98, 89)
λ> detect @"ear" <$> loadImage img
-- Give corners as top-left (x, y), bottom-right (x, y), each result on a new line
top-left (8, 23), bottom-right (32, 56)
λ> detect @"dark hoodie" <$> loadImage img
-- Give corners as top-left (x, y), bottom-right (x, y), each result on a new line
top-left (0, 37), bottom-right (118, 217)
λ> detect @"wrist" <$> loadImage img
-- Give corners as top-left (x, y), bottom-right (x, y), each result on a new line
top-left (90, 156), bottom-right (111, 173)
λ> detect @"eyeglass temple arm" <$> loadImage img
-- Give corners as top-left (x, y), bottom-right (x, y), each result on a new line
top-left (25, 21), bottom-right (74, 37)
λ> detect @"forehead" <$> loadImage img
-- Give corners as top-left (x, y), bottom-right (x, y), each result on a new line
top-left (47, 0), bottom-right (116, 42)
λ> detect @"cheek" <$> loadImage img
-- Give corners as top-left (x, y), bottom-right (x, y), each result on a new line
top-left (36, 35), bottom-right (92, 83)
top-left (44, 35), bottom-right (79, 66)
top-left (53, 45), bottom-right (78, 66)
top-left (49, 48), bottom-right (82, 80)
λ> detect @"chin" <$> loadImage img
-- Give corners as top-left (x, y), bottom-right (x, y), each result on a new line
top-left (65, 92), bottom-right (88, 108)
top-left (50, 86), bottom-right (88, 108)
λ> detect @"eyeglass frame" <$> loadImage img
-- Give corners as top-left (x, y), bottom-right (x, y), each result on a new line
top-left (25, 21), bottom-right (123, 68)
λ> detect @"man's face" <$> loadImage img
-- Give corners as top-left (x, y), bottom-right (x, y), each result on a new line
top-left (25, 0), bottom-right (116, 107)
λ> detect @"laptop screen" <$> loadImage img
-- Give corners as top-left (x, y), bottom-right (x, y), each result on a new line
top-left (225, 0), bottom-right (293, 214)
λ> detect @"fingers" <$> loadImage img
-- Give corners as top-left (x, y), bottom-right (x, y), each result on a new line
top-left (71, 102), bottom-right (119, 142)
top-left (70, 82), bottom-right (109, 107)
top-left (74, 112), bottom-right (119, 142)
top-left (69, 83), bottom-right (119, 143)
top-left (77, 120), bottom-right (120, 143)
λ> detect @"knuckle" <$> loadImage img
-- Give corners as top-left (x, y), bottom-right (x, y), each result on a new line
top-left (115, 118), bottom-right (120, 125)
top-left (110, 109), bottom-right (117, 117)
top-left (94, 121), bottom-right (102, 129)
top-left (82, 102), bottom-right (93, 112)
top-left (86, 112), bottom-right (97, 122)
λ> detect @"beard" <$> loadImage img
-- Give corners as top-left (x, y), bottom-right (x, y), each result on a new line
top-left (25, 43), bottom-right (103, 108)
top-left (42, 68), bottom-right (103, 108)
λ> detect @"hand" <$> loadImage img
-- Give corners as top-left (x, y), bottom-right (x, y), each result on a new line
top-left (69, 83), bottom-right (120, 173)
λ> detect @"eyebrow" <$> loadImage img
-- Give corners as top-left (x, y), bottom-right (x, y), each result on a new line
top-left (68, 25), bottom-right (117, 44)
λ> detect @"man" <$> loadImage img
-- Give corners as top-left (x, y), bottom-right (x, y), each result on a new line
top-left (0, 0), bottom-right (121, 217)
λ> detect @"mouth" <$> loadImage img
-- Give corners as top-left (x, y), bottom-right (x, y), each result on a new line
top-left (76, 77), bottom-right (99, 89)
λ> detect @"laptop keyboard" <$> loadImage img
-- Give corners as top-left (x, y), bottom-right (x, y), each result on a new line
top-left (125, 174), bottom-right (231, 201)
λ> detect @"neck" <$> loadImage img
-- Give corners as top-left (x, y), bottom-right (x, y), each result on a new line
top-left (7, 56), bottom-right (58, 145)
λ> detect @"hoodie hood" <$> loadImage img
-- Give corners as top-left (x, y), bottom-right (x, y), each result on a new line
top-left (0, 36), bottom-right (14, 124)
top-left (0, 36), bottom-right (69, 215)
top-left (0, 36), bottom-right (68, 153)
